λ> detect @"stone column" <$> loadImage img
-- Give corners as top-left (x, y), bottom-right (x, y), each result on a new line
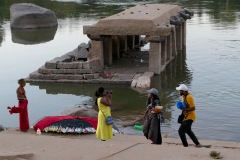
top-left (176, 25), bottom-right (182, 52)
top-left (166, 35), bottom-right (172, 63)
top-left (161, 38), bottom-right (167, 69)
top-left (149, 42), bottom-right (161, 74)
top-left (102, 35), bottom-right (113, 66)
top-left (87, 35), bottom-right (104, 68)
top-left (127, 35), bottom-right (134, 50)
top-left (120, 36), bottom-right (128, 54)
top-left (182, 21), bottom-right (186, 46)
top-left (134, 35), bottom-right (140, 48)
top-left (171, 26), bottom-right (177, 57)
top-left (149, 36), bottom-right (166, 74)
top-left (112, 35), bottom-right (120, 60)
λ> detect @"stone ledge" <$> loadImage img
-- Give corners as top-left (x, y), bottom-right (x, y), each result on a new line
top-left (57, 62), bottom-right (80, 69)
top-left (29, 72), bottom-right (84, 80)
top-left (26, 77), bottom-right (132, 85)
top-left (45, 59), bottom-right (101, 70)
top-left (38, 68), bottom-right (94, 75)
top-left (26, 71), bottom-right (136, 85)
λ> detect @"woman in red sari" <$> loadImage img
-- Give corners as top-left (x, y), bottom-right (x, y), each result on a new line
top-left (7, 78), bottom-right (30, 131)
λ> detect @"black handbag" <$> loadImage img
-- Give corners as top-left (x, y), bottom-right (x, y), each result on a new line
top-left (178, 112), bottom-right (184, 124)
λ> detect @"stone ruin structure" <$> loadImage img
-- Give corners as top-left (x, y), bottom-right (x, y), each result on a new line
top-left (84, 4), bottom-right (192, 74)
top-left (26, 4), bottom-right (193, 88)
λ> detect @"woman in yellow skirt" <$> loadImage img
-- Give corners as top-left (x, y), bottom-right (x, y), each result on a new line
top-left (95, 87), bottom-right (112, 141)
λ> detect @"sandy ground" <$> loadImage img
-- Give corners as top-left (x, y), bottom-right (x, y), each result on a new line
top-left (0, 128), bottom-right (239, 160)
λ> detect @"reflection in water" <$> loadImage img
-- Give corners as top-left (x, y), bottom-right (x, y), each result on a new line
top-left (0, 28), bottom-right (4, 46)
top-left (28, 48), bottom-right (191, 135)
top-left (151, 48), bottom-right (192, 128)
top-left (52, 0), bottom-right (90, 3)
top-left (11, 26), bottom-right (57, 45)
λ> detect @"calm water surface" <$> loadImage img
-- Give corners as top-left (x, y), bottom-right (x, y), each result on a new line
top-left (0, 0), bottom-right (240, 142)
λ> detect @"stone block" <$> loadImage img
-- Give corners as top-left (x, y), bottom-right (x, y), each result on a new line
top-left (133, 74), bottom-right (142, 79)
top-left (136, 76), bottom-right (151, 88)
top-left (131, 79), bottom-right (138, 88)
top-left (45, 61), bottom-right (57, 69)
top-left (77, 62), bottom-right (83, 69)
top-left (52, 69), bottom-right (75, 74)
top-left (83, 59), bottom-right (101, 69)
top-left (29, 72), bottom-right (42, 79)
top-left (57, 62), bottom-right (79, 69)
top-left (82, 61), bottom-right (90, 69)
top-left (38, 67), bottom-right (53, 74)
top-left (84, 74), bottom-right (95, 80)
top-left (78, 69), bottom-right (93, 74)
top-left (73, 75), bottom-right (84, 80)
top-left (142, 72), bottom-right (154, 78)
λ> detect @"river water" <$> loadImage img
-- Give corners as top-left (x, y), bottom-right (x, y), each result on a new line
top-left (0, 0), bottom-right (240, 142)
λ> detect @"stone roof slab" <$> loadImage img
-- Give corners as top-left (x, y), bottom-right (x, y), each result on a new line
top-left (83, 4), bottom-right (182, 36)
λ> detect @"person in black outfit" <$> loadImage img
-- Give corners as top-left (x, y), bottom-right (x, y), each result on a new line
top-left (143, 88), bottom-right (164, 145)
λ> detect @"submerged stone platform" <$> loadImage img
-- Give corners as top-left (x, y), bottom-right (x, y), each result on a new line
top-left (26, 45), bottom-right (154, 88)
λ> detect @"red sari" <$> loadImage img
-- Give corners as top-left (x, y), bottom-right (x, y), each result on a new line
top-left (8, 87), bottom-right (30, 131)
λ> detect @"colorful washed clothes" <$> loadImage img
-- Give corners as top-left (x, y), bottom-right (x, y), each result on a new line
top-left (182, 93), bottom-right (196, 121)
top-left (96, 97), bottom-right (112, 140)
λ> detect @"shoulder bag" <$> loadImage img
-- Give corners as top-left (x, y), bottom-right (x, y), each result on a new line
top-left (99, 109), bottom-right (114, 125)
top-left (178, 112), bottom-right (184, 124)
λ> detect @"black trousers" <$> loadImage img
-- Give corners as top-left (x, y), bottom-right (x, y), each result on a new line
top-left (178, 120), bottom-right (200, 147)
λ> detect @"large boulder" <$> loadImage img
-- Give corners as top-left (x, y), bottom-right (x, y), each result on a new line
top-left (10, 3), bottom-right (58, 29)
top-left (61, 104), bottom-right (98, 118)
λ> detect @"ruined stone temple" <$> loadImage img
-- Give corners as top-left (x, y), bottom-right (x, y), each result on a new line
top-left (27, 4), bottom-right (192, 88)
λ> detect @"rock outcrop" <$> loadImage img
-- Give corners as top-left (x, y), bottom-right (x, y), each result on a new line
top-left (10, 3), bottom-right (58, 29)
top-left (61, 104), bottom-right (98, 118)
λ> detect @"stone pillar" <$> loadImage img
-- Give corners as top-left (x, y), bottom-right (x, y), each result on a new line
top-left (127, 35), bottom-right (134, 50)
top-left (166, 35), bottom-right (172, 63)
top-left (102, 36), bottom-right (113, 66)
top-left (171, 26), bottom-right (177, 57)
top-left (87, 35), bottom-right (104, 68)
top-left (134, 35), bottom-right (140, 47)
top-left (176, 25), bottom-right (182, 52)
top-left (161, 38), bottom-right (167, 69)
top-left (120, 36), bottom-right (128, 54)
top-left (112, 35), bottom-right (120, 60)
top-left (149, 42), bottom-right (161, 74)
top-left (149, 36), bottom-right (166, 74)
top-left (182, 21), bottom-right (186, 46)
